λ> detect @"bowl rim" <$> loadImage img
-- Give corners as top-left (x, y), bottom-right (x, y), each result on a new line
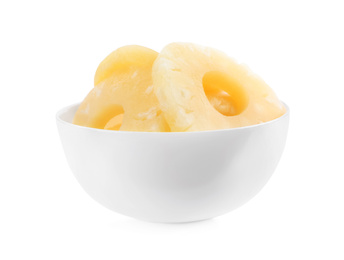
top-left (56, 102), bottom-right (289, 135)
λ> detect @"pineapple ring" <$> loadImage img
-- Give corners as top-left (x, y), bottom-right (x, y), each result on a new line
top-left (152, 42), bottom-right (286, 132)
top-left (73, 45), bottom-right (169, 132)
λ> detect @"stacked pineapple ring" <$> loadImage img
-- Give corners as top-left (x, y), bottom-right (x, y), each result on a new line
top-left (73, 45), bottom-right (169, 132)
top-left (74, 43), bottom-right (285, 132)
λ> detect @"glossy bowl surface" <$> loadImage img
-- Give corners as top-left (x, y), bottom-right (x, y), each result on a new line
top-left (57, 103), bottom-right (289, 223)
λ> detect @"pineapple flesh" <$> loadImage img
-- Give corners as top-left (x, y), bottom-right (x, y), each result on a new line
top-left (152, 42), bottom-right (286, 132)
top-left (73, 45), bottom-right (169, 132)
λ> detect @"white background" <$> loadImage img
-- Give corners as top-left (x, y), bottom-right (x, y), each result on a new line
top-left (1, 0), bottom-right (343, 259)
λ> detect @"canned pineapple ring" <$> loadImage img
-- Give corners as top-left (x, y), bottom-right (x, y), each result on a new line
top-left (73, 45), bottom-right (169, 132)
top-left (152, 42), bottom-right (285, 132)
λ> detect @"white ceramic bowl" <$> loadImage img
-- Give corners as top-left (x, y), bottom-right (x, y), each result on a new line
top-left (56, 103), bottom-right (289, 223)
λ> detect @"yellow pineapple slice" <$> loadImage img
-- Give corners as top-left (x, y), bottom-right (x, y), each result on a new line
top-left (73, 45), bottom-right (169, 132)
top-left (152, 42), bottom-right (286, 132)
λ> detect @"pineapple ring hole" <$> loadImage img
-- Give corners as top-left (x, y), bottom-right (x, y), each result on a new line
top-left (104, 113), bottom-right (124, 130)
top-left (202, 71), bottom-right (249, 116)
top-left (93, 104), bottom-right (124, 130)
